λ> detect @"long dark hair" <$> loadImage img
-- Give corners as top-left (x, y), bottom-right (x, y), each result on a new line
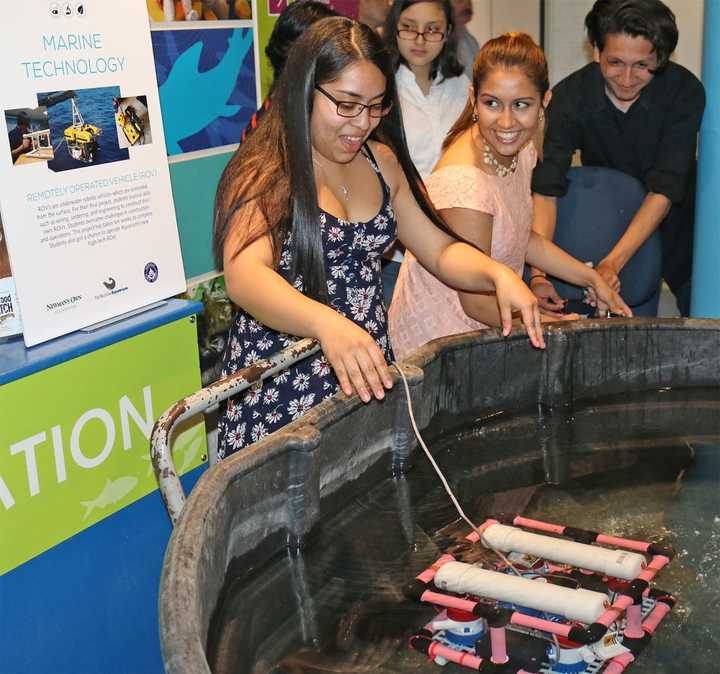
top-left (443, 32), bottom-right (549, 154)
top-left (585, 0), bottom-right (678, 72)
top-left (382, 0), bottom-right (464, 82)
top-left (214, 17), bottom-right (449, 302)
top-left (265, 0), bottom-right (337, 82)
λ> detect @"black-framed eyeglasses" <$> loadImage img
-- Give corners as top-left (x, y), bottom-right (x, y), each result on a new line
top-left (396, 27), bottom-right (446, 43)
top-left (315, 85), bottom-right (392, 118)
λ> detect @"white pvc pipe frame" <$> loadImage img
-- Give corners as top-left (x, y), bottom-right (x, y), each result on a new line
top-left (150, 338), bottom-right (320, 526)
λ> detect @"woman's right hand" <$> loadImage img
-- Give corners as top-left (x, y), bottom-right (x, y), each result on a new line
top-left (492, 265), bottom-right (545, 349)
top-left (314, 309), bottom-right (393, 403)
top-left (530, 276), bottom-right (567, 317)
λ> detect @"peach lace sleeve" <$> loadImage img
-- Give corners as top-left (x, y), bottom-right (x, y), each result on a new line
top-left (425, 165), bottom-right (497, 215)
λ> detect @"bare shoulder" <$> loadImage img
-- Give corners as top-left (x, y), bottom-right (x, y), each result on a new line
top-left (366, 140), bottom-right (402, 191)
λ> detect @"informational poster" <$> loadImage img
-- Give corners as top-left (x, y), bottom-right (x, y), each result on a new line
top-left (0, 0), bottom-right (186, 346)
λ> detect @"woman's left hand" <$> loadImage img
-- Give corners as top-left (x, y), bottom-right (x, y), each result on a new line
top-left (493, 266), bottom-right (545, 349)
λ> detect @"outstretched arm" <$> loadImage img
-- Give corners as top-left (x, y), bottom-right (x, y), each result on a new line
top-left (223, 204), bottom-right (393, 403)
top-left (371, 143), bottom-right (544, 348)
top-left (525, 232), bottom-right (632, 316)
top-left (595, 192), bottom-right (671, 291)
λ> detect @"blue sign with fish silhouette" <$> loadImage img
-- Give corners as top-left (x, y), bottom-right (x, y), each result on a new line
top-left (151, 28), bottom-right (256, 156)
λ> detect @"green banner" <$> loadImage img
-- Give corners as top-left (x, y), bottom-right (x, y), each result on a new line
top-left (0, 317), bottom-right (206, 575)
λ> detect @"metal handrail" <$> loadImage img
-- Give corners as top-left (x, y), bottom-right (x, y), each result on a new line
top-left (150, 337), bottom-right (321, 525)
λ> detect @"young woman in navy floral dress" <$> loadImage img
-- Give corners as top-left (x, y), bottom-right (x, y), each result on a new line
top-left (214, 17), bottom-right (545, 459)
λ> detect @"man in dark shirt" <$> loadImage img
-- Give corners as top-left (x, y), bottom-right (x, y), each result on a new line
top-left (8, 112), bottom-right (31, 164)
top-left (530, 0), bottom-right (705, 316)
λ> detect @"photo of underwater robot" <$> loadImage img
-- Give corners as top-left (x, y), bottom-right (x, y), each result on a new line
top-left (63, 96), bottom-right (101, 163)
top-left (39, 87), bottom-right (129, 172)
top-left (113, 96), bottom-right (152, 148)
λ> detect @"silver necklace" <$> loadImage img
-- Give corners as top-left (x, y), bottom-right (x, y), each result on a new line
top-left (312, 157), bottom-right (350, 200)
top-left (483, 141), bottom-right (518, 177)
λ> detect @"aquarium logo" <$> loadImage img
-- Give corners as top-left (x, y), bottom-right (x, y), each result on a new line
top-left (144, 262), bottom-right (158, 283)
top-left (46, 294), bottom-right (82, 313)
top-left (95, 277), bottom-right (128, 300)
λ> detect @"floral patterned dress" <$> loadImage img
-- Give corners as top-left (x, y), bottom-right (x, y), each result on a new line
top-left (218, 150), bottom-right (396, 459)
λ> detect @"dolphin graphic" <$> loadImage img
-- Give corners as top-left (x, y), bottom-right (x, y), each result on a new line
top-left (160, 29), bottom-right (253, 153)
top-left (80, 476), bottom-right (138, 521)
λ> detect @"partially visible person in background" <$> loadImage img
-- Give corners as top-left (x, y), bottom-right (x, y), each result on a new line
top-left (530, 0), bottom-right (705, 316)
top-left (381, 0), bottom-right (469, 304)
top-left (241, 1), bottom-right (338, 143)
top-left (450, 0), bottom-right (479, 77)
top-left (358, 0), bottom-right (392, 33)
top-left (8, 112), bottom-right (31, 164)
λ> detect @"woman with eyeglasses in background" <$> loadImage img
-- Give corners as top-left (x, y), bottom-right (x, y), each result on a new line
top-left (213, 18), bottom-right (544, 458)
top-left (379, 0), bottom-right (469, 304)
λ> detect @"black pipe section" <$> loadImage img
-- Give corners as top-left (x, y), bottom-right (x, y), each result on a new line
top-left (403, 579), bottom-right (431, 602)
top-left (481, 606), bottom-right (513, 627)
top-left (409, 634), bottom-right (431, 655)
top-left (568, 622), bottom-right (608, 645)
top-left (563, 526), bottom-right (600, 545)
top-left (648, 588), bottom-right (676, 608)
top-left (647, 542), bottom-right (676, 559)
top-left (622, 631), bottom-right (652, 656)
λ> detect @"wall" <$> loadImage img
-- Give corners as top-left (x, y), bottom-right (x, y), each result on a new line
top-left (467, 0), bottom-right (704, 86)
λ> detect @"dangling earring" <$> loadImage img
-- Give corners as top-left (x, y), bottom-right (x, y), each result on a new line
top-left (472, 112), bottom-right (478, 122)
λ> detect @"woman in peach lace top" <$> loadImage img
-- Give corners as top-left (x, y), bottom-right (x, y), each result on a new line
top-left (389, 33), bottom-right (631, 358)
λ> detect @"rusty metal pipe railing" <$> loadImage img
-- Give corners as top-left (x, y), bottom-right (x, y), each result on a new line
top-left (150, 338), bottom-right (321, 525)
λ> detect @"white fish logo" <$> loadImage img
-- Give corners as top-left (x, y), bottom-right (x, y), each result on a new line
top-left (141, 427), bottom-right (204, 476)
top-left (177, 435), bottom-right (204, 474)
top-left (80, 476), bottom-right (138, 520)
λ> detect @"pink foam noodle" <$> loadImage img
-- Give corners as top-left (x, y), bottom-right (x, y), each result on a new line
top-left (597, 597), bottom-right (631, 627)
top-left (638, 556), bottom-right (670, 582)
top-left (420, 590), bottom-right (480, 613)
top-left (427, 641), bottom-right (484, 670)
top-left (490, 627), bottom-right (509, 664)
top-left (596, 533), bottom-right (651, 552)
top-left (642, 602), bottom-right (672, 635)
top-left (512, 516), bottom-right (565, 534)
top-left (466, 519), bottom-right (499, 542)
top-left (604, 651), bottom-right (635, 674)
top-left (510, 612), bottom-right (573, 637)
top-left (416, 554), bottom-right (455, 583)
top-left (624, 604), bottom-right (644, 639)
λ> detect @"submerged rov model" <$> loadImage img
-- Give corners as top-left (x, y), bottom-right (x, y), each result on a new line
top-left (408, 516), bottom-right (675, 674)
top-left (64, 97), bottom-right (101, 162)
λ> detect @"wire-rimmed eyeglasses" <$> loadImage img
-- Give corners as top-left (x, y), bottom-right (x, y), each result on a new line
top-left (396, 27), bottom-right (446, 42)
top-left (315, 85), bottom-right (392, 118)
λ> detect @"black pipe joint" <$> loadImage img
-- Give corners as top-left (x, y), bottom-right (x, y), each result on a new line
top-left (621, 579), bottom-right (649, 604)
top-left (563, 526), bottom-right (599, 544)
top-left (568, 622), bottom-right (608, 645)
top-left (648, 588), bottom-right (676, 608)
top-left (647, 542), bottom-right (676, 559)
top-left (403, 579), bottom-right (429, 601)
top-left (622, 631), bottom-right (652, 656)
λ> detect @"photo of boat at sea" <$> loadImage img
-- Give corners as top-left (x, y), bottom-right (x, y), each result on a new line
top-left (40, 86), bottom-right (130, 173)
